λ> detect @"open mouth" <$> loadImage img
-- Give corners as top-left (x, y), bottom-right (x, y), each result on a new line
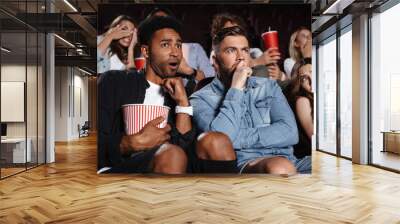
top-left (168, 62), bottom-right (179, 70)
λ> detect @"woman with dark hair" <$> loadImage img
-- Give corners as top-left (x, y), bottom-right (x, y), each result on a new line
top-left (97, 15), bottom-right (138, 73)
top-left (285, 62), bottom-right (313, 159)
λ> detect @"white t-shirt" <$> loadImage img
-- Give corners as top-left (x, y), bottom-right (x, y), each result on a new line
top-left (143, 80), bottom-right (165, 106)
top-left (109, 54), bottom-right (126, 71)
top-left (284, 58), bottom-right (296, 78)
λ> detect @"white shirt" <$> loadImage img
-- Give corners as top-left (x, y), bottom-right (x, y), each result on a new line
top-left (143, 80), bottom-right (165, 106)
top-left (284, 58), bottom-right (296, 78)
top-left (183, 43), bottom-right (215, 78)
top-left (109, 54), bottom-right (126, 71)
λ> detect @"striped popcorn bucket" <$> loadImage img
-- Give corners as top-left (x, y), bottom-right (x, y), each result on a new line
top-left (122, 104), bottom-right (170, 135)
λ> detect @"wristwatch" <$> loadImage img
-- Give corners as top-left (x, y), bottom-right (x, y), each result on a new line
top-left (175, 106), bottom-right (193, 116)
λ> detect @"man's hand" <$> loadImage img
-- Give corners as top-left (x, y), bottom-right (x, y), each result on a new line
top-left (267, 63), bottom-right (283, 81)
top-left (231, 60), bottom-right (252, 90)
top-left (261, 48), bottom-right (281, 65)
top-left (163, 78), bottom-right (189, 106)
top-left (177, 57), bottom-right (205, 81)
top-left (136, 117), bottom-right (171, 148)
top-left (194, 70), bottom-right (206, 81)
top-left (249, 48), bottom-right (281, 67)
top-left (177, 57), bottom-right (193, 75)
top-left (120, 117), bottom-right (171, 153)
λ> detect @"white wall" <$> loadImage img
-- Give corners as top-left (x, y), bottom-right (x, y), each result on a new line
top-left (55, 66), bottom-right (69, 141)
top-left (1, 65), bottom-right (40, 138)
top-left (1, 63), bottom-right (45, 164)
top-left (54, 66), bottom-right (89, 141)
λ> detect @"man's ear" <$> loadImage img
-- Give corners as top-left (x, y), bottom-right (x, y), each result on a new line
top-left (141, 45), bottom-right (149, 58)
top-left (212, 54), bottom-right (220, 71)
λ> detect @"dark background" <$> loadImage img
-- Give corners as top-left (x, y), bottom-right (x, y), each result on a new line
top-left (98, 3), bottom-right (311, 63)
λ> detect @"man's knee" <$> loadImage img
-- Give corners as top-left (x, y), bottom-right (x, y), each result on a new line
top-left (153, 144), bottom-right (187, 174)
top-left (196, 132), bottom-right (236, 161)
top-left (264, 157), bottom-right (296, 175)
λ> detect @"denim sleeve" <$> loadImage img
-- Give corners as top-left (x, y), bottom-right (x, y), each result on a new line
top-left (194, 43), bottom-right (215, 78)
top-left (97, 35), bottom-right (110, 74)
top-left (191, 88), bottom-right (246, 143)
top-left (235, 82), bottom-right (299, 149)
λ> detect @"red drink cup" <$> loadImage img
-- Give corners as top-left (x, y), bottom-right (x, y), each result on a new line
top-left (122, 104), bottom-right (170, 135)
top-left (134, 57), bottom-right (145, 71)
top-left (261, 31), bottom-right (279, 50)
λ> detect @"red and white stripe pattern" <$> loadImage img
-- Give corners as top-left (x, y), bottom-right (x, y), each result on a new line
top-left (122, 104), bottom-right (169, 135)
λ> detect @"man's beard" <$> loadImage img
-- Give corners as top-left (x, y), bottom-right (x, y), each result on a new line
top-left (148, 57), bottom-right (168, 79)
top-left (216, 59), bottom-right (235, 87)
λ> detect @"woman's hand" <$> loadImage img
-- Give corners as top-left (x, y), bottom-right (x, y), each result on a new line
top-left (126, 29), bottom-right (138, 70)
top-left (128, 29), bottom-right (137, 50)
top-left (300, 40), bottom-right (312, 58)
top-left (97, 25), bottom-right (133, 56)
top-left (107, 24), bottom-right (133, 40)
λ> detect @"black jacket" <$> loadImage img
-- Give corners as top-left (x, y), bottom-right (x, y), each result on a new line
top-left (97, 70), bottom-right (196, 170)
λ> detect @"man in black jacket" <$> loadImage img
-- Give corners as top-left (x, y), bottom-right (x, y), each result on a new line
top-left (97, 16), bottom-right (237, 174)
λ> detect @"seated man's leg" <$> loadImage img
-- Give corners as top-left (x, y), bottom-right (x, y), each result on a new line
top-left (242, 156), bottom-right (296, 175)
top-left (196, 132), bottom-right (236, 160)
top-left (195, 132), bottom-right (237, 173)
top-left (153, 143), bottom-right (188, 174)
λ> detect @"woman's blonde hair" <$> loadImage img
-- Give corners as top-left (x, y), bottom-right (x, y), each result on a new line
top-left (288, 27), bottom-right (310, 62)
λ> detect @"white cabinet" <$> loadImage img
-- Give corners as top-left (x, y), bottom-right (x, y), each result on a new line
top-left (1, 138), bottom-right (32, 163)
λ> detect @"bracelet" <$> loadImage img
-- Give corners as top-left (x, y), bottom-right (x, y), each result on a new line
top-left (303, 57), bottom-right (312, 64)
top-left (175, 105), bottom-right (193, 116)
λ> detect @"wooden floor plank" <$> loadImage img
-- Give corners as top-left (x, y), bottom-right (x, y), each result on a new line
top-left (1, 135), bottom-right (400, 223)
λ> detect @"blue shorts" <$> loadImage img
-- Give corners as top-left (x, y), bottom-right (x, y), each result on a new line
top-left (236, 147), bottom-right (311, 174)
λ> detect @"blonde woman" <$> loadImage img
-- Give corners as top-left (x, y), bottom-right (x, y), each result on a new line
top-left (283, 27), bottom-right (312, 78)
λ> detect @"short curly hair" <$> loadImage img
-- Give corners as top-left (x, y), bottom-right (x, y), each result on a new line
top-left (138, 16), bottom-right (183, 46)
top-left (210, 12), bottom-right (247, 39)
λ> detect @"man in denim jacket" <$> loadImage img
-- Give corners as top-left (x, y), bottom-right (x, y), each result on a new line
top-left (190, 26), bottom-right (311, 174)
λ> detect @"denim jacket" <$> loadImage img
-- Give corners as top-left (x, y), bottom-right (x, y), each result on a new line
top-left (190, 76), bottom-right (298, 154)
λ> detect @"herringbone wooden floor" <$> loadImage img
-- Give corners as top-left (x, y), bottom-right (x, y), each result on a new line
top-left (1, 135), bottom-right (400, 224)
